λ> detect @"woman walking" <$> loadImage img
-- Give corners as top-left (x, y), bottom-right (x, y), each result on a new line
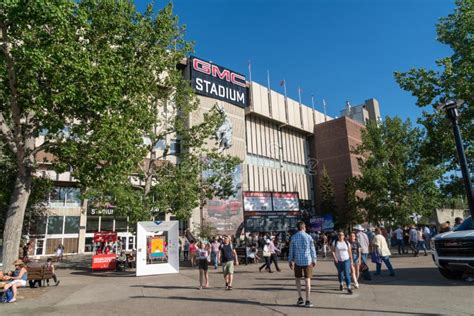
top-left (196, 242), bottom-right (210, 289)
top-left (331, 231), bottom-right (353, 295)
top-left (259, 239), bottom-right (273, 273)
top-left (349, 232), bottom-right (361, 289)
top-left (372, 228), bottom-right (395, 276)
top-left (189, 241), bottom-right (197, 267)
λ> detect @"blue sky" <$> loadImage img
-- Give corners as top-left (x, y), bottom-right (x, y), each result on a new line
top-left (136, 0), bottom-right (455, 122)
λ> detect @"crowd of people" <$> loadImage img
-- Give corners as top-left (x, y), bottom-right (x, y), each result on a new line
top-left (175, 217), bottom-right (468, 308)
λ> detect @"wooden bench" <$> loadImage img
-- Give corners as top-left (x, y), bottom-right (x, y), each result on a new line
top-left (27, 266), bottom-right (53, 288)
top-left (235, 247), bottom-right (249, 265)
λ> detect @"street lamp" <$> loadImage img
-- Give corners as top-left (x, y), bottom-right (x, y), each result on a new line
top-left (437, 99), bottom-right (474, 220)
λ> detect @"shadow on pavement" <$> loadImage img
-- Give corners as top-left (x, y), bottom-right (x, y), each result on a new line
top-left (70, 270), bottom-right (136, 278)
top-left (128, 295), bottom-right (442, 315)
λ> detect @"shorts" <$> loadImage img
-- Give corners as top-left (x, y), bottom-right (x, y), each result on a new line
top-left (352, 254), bottom-right (360, 264)
top-left (222, 261), bottom-right (234, 276)
top-left (9, 279), bottom-right (26, 287)
top-left (294, 264), bottom-right (313, 278)
top-left (198, 259), bottom-right (209, 271)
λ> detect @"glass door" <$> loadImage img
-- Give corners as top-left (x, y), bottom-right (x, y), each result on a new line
top-left (35, 239), bottom-right (45, 256)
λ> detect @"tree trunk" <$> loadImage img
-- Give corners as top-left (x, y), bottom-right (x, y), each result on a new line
top-left (2, 175), bottom-right (32, 272)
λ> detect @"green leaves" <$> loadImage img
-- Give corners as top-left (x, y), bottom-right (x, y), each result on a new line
top-left (394, 0), bottom-right (473, 200)
top-left (353, 117), bottom-right (443, 225)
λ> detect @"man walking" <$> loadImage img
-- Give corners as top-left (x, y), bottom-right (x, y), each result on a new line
top-left (394, 226), bottom-right (406, 254)
top-left (211, 238), bottom-right (220, 269)
top-left (269, 236), bottom-right (281, 272)
top-left (288, 221), bottom-right (317, 308)
top-left (354, 224), bottom-right (371, 280)
top-left (218, 235), bottom-right (238, 290)
top-left (408, 225), bottom-right (419, 256)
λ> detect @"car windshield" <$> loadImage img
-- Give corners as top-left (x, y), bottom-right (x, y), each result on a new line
top-left (454, 217), bottom-right (473, 231)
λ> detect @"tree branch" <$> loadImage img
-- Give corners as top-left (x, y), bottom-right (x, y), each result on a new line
top-left (0, 112), bottom-right (17, 154)
top-left (1, 24), bottom-right (22, 156)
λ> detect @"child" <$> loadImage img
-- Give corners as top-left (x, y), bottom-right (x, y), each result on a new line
top-left (196, 242), bottom-right (210, 290)
top-left (45, 258), bottom-right (60, 286)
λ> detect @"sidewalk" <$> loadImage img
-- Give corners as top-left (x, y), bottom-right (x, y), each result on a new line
top-left (2, 255), bottom-right (472, 315)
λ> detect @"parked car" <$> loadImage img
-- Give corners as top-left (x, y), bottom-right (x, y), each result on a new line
top-left (431, 216), bottom-right (474, 279)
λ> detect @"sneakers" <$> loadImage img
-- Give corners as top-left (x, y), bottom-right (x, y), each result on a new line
top-left (305, 301), bottom-right (313, 308)
top-left (347, 288), bottom-right (353, 295)
top-left (297, 297), bottom-right (304, 306)
top-left (354, 282), bottom-right (359, 289)
top-left (8, 298), bottom-right (16, 303)
top-left (55, 280), bottom-right (60, 286)
top-left (339, 284), bottom-right (344, 291)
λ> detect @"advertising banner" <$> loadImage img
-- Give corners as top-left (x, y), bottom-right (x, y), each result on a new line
top-left (309, 217), bottom-right (323, 232)
top-left (245, 216), bottom-right (299, 232)
top-left (190, 56), bottom-right (248, 108)
top-left (322, 214), bottom-right (335, 231)
top-left (243, 192), bottom-right (272, 212)
top-left (272, 192), bottom-right (299, 211)
top-left (91, 254), bottom-right (116, 271)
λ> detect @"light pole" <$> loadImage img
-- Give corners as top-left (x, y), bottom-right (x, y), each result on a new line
top-left (438, 100), bottom-right (474, 220)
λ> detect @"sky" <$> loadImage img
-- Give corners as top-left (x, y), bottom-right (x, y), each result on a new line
top-left (135, 0), bottom-right (455, 122)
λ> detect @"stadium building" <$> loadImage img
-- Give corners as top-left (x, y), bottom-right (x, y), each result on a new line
top-left (24, 56), bottom-right (378, 257)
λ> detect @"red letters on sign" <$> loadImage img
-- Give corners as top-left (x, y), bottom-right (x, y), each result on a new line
top-left (193, 58), bottom-right (246, 87)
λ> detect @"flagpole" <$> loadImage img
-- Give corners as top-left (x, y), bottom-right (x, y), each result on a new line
top-left (298, 86), bottom-right (303, 128)
top-left (267, 70), bottom-right (273, 117)
top-left (248, 60), bottom-right (252, 83)
top-left (323, 99), bottom-right (328, 122)
top-left (281, 79), bottom-right (289, 123)
top-left (311, 94), bottom-right (317, 124)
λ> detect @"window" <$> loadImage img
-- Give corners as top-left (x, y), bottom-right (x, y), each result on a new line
top-left (101, 217), bottom-right (114, 232)
top-left (64, 216), bottom-right (80, 234)
top-left (86, 216), bottom-right (99, 233)
top-left (65, 188), bottom-right (81, 205)
top-left (49, 187), bottom-right (81, 206)
top-left (115, 217), bottom-right (128, 232)
top-left (84, 237), bottom-right (94, 252)
top-left (47, 216), bottom-right (64, 234)
top-left (30, 218), bottom-right (47, 235)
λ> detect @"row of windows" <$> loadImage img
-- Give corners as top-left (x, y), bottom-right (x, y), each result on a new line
top-left (31, 216), bottom-right (80, 235)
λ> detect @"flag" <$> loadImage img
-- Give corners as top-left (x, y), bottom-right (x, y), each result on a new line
top-left (280, 80), bottom-right (285, 87)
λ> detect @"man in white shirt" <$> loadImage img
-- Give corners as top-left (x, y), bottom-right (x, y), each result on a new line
top-left (408, 225), bottom-right (419, 256)
top-left (423, 226), bottom-right (432, 250)
top-left (393, 226), bottom-right (406, 255)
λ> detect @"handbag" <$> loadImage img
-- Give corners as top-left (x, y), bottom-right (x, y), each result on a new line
top-left (371, 251), bottom-right (382, 264)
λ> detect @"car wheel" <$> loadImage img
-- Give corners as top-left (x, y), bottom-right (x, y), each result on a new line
top-left (438, 267), bottom-right (464, 280)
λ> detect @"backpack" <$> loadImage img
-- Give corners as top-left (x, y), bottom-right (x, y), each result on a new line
top-left (1, 287), bottom-right (13, 303)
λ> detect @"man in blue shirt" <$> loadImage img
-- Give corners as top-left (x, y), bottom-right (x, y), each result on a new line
top-left (288, 221), bottom-right (317, 308)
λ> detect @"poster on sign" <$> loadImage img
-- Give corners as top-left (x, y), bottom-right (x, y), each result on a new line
top-left (309, 217), bottom-right (323, 232)
top-left (136, 221), bottom-right (179, 276)
top-left (322, 214), bottom-right (335, 231)
top-left (272, 192), bottom-right (299, 212)
top-left (243, 192), bottom-right (272, 212)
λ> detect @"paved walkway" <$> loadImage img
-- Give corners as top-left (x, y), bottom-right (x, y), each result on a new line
top-left (2, 255), bottom-right (472, 315)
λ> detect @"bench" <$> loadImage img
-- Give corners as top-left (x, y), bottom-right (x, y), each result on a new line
top-left (235, 247), bottom-right (249, 265)
top-left (27, 266), bottom-right (53, 288)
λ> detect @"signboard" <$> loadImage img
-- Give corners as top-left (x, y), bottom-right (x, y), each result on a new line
top-left (272, 192), bottom-right (299, 211)
top-left (136, 221), bottom-right (179, 276)
top-left (309, 217), bottom-right (323, 232)
top-left (88, 205), bottom-right (115, 216)
top-left (91, 254), bottom-right (116, 271)
top-left (245, 216), bottom-right (299, 232)
top-left (243, 192), bottom-right (272, 212)
top-left (93, 231), bottom-right (117, 243)
top-left (190, 56), bottom-right (248, 108)
top-left (322, 214), bottom-right (335, 231)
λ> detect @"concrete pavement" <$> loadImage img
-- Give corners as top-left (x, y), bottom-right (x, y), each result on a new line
top-left (2, 255), bottom-right (473, 315)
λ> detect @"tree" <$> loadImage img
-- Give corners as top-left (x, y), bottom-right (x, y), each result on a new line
top-left (353, 117), bottom-right (443, 225)
top-left (319, 165), bottom-right (337, 216)
top-left (394, 0), bottom-right (473, 200)
top-left (342, 177), bottom-right (365, 228)
top-left (0, 1), bottom-right (189, 271)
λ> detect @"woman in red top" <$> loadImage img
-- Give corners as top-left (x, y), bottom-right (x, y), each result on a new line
top-left (189, 242), bottom-right (197, 267)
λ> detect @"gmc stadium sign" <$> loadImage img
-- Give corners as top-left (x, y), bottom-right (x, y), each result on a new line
top-left (190, 56), bottom-right (249, 108)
